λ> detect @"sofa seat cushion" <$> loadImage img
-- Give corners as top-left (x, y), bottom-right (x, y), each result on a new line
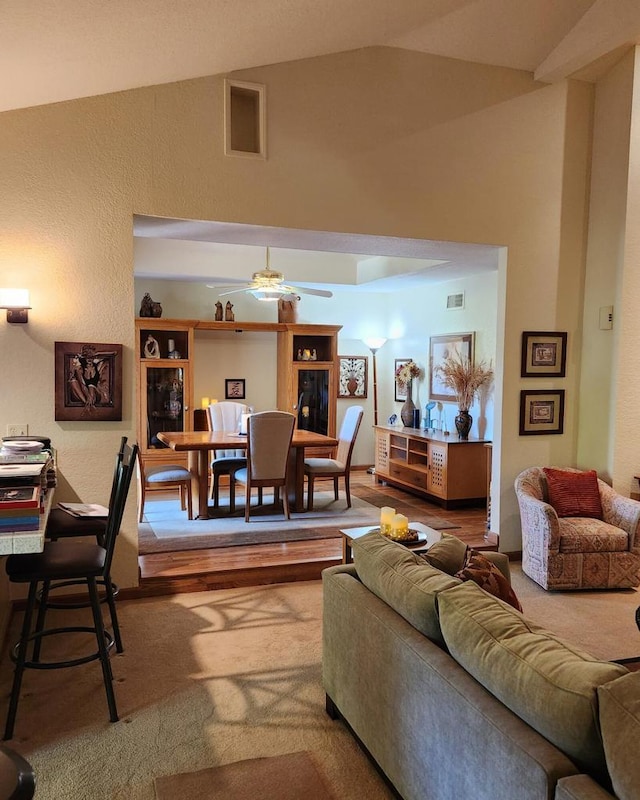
top-left (597, 671), bottom-right (640, 800)
top-left (437, 581), bottom-right (628, 783)
top-left (352, 530), bottom-right (460, 645)
top-left (558, 518), bottom-right (629, 554)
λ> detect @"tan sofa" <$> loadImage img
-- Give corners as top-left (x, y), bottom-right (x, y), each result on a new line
top-left (515, 466), bottom-right (640, 590)
top-left (322, 532), bottom-right (640, 800)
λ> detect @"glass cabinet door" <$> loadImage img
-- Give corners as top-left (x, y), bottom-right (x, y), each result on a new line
top-left (296, 368), bottom-right (330, 435)
top-left (143, 365), bottom-right (186, 450)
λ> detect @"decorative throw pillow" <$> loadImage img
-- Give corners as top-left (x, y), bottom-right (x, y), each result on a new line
top-left (543, 467), bottom-right (603, 519)
top-left (455, 548), bottom-right (523, 611)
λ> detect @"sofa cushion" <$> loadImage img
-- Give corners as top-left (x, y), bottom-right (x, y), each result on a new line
top-left (437, 581), bottom-right (628, 783)
top-left (454, 548), bottom-right (523, 611)
top-left (543, 467), bottom-right (603, 519)
top-left (420, 532), bottom-right (468, 575)
top-left (352, 530), bottom-right (460, 644)
top-left (558, 518), bottom-right (629, 553)
top-left (597, 671), bottom-right (640, 800)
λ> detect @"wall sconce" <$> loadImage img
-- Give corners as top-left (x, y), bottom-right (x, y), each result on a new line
top-left (0, 289), bottom-right (31, 323)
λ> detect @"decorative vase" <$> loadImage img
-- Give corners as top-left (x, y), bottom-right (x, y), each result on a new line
top-left (455, 410), bottom-right (472, 439)
top-left (400, 380), bottom-right (417, 427)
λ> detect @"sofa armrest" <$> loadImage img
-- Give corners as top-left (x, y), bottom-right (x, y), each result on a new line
top-left (517, 490), bottom-right (561, 552)
top-left (555, 775), bottom-right (617, 800)
top-left (599, 481), bottom-right (640, 549)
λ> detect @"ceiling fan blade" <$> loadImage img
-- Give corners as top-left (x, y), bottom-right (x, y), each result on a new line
top-left (217, 286), bottom-right (254, 297)
top-left (292, 286), bottom-right (333, 298)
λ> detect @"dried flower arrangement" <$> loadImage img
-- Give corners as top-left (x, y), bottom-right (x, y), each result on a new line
top-left (395, 360), bottom-right (422, 388)
top-left (435, 352), bottom-right (493, 411)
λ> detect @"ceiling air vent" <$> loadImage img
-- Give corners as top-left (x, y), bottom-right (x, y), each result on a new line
top-left (446, 292), bottom-right (464, 310)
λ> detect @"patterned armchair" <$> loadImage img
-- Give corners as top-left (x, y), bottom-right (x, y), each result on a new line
top-left (514, 466), bottom-right (640, 590)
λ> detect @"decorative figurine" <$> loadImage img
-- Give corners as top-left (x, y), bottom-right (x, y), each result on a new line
top-left (225, 301), bottom-right (235, 322)
top-left (388, 413), bottom-right (398, 425)
top-left (214, 301), bottom-right (223, 321)
top-left (143, 334), bottom-right (160, 359)
top-left (139, 293), bottom-right (162, 318)
top-left (277, 294), bottom-right (299, 323)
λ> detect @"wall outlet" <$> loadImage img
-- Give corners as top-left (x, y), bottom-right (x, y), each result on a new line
top-left (6, 424), bottom-right (28, 436)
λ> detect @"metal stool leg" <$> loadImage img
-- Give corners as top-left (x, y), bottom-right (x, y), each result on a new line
top-left (32, 579), bottom-right (51, 664)
top-left (4, 582), bottom-right (38, 740)
top-left (103, 578), bottom-right (123, 653)
top-left (88, 578), bottom-right (118, 722)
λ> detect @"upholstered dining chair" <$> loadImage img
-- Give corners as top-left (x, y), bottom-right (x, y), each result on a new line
top-left (3, 442), bottom-right (138, 740)
top-left (137, 456), bottom-right (193, 522)
top-left (234, 411), bottom-right (295, 522)
top-left (207, 401), bottom-right (251, 513)
top-left (304, 405), bottom-right (363, 511)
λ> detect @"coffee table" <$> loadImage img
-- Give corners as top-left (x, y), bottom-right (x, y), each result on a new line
top-left (339, 522), bottom-right (443, 564)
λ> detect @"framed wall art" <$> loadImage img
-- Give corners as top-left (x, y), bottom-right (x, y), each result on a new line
top-left (429, 332), bottom-right (475, 402)
top-left (394, 359), bottom-right (411, 401)
top-left (54, 341), bottom-right (123, 421)
top-left (521, 331), bottom-right (567, 378)
top-left (338, 356), bottom-right (368, 398)
top-left (225, 378), bottom-right (246, 400)
top-left (519, 389), bottom-right (565, 436)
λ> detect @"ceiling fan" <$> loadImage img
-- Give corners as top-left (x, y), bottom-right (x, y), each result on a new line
top-left (208, 247), bottom-right (333, 302)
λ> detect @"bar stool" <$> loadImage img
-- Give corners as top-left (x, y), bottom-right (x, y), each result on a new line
top-left (3, 443), bottom-right (138, 741)
top-left (42, 436), bottom-right (127, 652)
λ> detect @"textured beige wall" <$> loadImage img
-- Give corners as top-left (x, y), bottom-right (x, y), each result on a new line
top-left (0, 45), bottom-right (595, 619)
top-left (577, 51), bottom-right (633, 479)
top-left (613, 47), bottom-right (640, 495)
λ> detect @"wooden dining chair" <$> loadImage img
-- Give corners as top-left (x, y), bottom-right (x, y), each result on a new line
top-left (304, 405), bottom-right (364, 511)
top-left (234, 411), bottom-right (295, 522)
top-left (207, 401), bottom-right (251, 513)
top-left (137, 456), bottom-right (193, 522)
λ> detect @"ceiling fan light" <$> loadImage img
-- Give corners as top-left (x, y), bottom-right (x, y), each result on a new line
top-left (250, 287), bottom-right (283, 302)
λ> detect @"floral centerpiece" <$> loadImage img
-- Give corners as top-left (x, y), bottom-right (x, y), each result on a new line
top-left (395, 360), bottom-right (422, 427)
top-left (395, 359), bottom-right (421, 389)
top-left (434, 352), bottom-right (493, 438)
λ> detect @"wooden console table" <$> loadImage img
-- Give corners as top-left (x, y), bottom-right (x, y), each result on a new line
top-left (374, 425), bottom-right (489, 509)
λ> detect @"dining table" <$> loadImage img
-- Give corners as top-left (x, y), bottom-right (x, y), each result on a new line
top-left (157, 429), bottom-right (339, 519)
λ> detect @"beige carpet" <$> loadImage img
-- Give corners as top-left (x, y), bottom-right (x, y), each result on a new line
top-left (154, 751), bottom-right (335, 800)
top-left (2, 567), bottom-right (639, 799)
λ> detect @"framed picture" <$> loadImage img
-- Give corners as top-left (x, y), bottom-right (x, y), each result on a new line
top-left (519, 389), bottom-right (565, 436)
top-left (394, 359), bottom-right (411, 402)
top-left (521, 331), bottom-right (567, 378)
top-left (338, 356), bottom-right (368, 398)
top-left (429, 332), bottom-right (475, 402)
top-left (225, 378), bottom-right (246, 400)
top-left (54, 341), bottom-right (123, 421)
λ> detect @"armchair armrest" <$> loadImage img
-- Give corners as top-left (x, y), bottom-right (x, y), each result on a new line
top-left (599, 481), bottom-right (640, 549)
top-left (516, 490), bottom-right (561, 552)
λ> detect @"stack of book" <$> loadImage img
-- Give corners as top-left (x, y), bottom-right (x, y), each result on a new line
top-left (0, 486), bottom-right (41, 532)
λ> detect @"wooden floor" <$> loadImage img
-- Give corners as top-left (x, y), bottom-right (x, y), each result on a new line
top-left (135, 471), bottom-right (492, 598)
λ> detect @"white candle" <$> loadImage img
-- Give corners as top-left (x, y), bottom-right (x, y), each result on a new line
top-left (380, 506), bottom-right (395, 535)
top-left (391, 514), bottom-right (409, 539)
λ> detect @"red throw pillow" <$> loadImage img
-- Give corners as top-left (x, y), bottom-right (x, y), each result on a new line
top-left (542, 467), bottom-right (603, 519)
top-left (455, 549), bottom-right (523, 612)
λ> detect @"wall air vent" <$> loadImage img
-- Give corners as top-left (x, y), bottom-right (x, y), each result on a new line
top-left (446, 292), bottom-right (465, 310)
